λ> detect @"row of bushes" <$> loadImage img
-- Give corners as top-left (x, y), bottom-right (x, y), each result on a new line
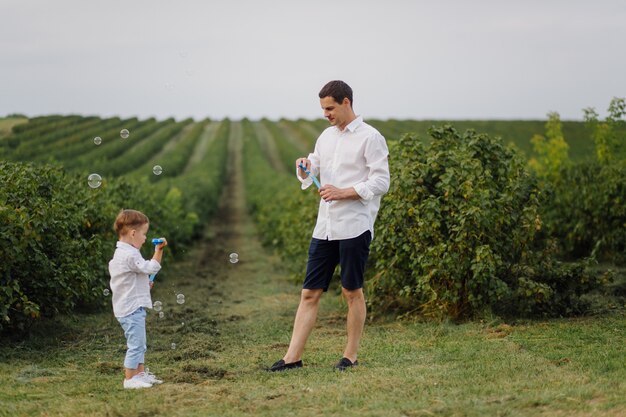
top-left (240, 119), bottom-right (318, 279)
top-left (0, 118), bottom-right (230, 332)
top-left (0, 161), bottom-right (208, 332)
top-left (369, 127), bottom-right (610, 319)
top-left (243, 121), bottom-right (613, 319)
top-left (528, 103), bottom-right (625, 263)
top-left (540, 161), bottom-right (626, 263)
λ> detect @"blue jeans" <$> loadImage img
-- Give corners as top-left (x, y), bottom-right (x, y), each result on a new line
top-left (117, 307), bottom-right (147, 369)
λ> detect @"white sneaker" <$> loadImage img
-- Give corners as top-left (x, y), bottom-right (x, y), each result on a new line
top-left (140, 371), bottom-right (163, 385)
top-left (123, 374), bottom-right (153, 389)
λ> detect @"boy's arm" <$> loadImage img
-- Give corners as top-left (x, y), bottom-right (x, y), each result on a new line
top-left (127, 252), bottom-right (161, 275)
top-left (152, 246), bottom-right (164, 264)
top-left (152, 238), bottom-right (167, 264)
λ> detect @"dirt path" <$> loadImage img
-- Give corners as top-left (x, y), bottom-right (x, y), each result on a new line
top-left (194, 119), bottom-right (303, 325)
top-left (154, 120), bottom-right (306, 378)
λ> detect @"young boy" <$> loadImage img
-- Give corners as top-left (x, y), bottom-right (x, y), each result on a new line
top-left (108, 209), bottom-right (167, 389)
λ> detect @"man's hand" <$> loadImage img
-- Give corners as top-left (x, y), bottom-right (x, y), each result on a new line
top-left (296, 158), bottom-right (311, 178)
top-left (319, 185), bottom-right (360, 202)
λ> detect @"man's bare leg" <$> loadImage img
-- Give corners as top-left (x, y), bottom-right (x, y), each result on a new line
top-left (283, 288), bottom-right (323, 363)
top-left (342, 287), bottom-right (366, 363)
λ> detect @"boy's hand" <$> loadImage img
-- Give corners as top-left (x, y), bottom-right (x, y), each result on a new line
top-left (151, 237), bottom-right (167, 265)
top-left (149, 281), bottom-right (154, 289)
top-left (155, 237), bottom-right (168, 250)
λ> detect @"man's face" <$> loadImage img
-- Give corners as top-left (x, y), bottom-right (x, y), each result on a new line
top-left (320, 96), bottom-right (351, 128)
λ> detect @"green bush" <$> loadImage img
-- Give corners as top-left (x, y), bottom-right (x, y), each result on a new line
top-left (540, 160), bottom-right (626, 263)
top-left (1, 162), bottom-right (110, 331)
top-left (241, 119), bottom-right (317, 279)
top-left (0, 161), bottom-right (200, 333)
top-left (368, 126), bottom-right (607, 320)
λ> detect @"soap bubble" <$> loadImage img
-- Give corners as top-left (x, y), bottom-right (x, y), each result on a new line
top-left (159, 312), bottom-right (164, 319)
top-left (229, 253), bottom-right (239, 264)
top-left (120, 129), bottom-right (129, 139)
top-left (152, 165), bottom-right (163, 175)
top-left (93, 136), bottom-right (102, 145)
top-left (88, 173), bottom-right (102, 189)
top-left (171, 343), bottom-right (177, 350)
top-left (229, 252), bottom-right (238, 259)
top-left (103, 288), bottom-right (110, 296)
top-left (176, 294), bottom-right (185, 305)
top-left (153, 301), bottom-right (162, 312)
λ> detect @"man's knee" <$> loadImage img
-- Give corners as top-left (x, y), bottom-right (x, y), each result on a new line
top-left (342, 287), bottom-right (364, 304)
top-left (300, 288), bottom-right (323, 304)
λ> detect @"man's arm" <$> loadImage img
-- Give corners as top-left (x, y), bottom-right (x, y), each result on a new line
top-left (352, 133), bottom-right (390, 203)
top-left (319, 185), bottom-right (360, 202)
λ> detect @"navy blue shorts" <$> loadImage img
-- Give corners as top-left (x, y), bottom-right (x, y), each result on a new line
top-left (303, 230), bottom-right (372, 292)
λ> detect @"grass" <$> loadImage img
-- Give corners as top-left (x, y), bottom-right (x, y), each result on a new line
top-left (0, 116), bottom-right (27, 139)
top-left (367, 119), bottom-right (596, 162)
top-left (1, 115), bottom-right (624, 416)
top-left (1, 210), bottom-right (625, 416)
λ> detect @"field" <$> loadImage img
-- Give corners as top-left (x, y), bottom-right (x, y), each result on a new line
top-left (0, 116), bottom-right (624, 416)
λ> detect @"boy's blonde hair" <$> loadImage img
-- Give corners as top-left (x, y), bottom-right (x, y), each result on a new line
top-left (114, 209), bottom-right (149, 237)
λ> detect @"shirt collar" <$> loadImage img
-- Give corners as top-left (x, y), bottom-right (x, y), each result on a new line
top-left (343, 115), bottom-right (363, 133)
top-left (116, 241), bottom-right (140, 252)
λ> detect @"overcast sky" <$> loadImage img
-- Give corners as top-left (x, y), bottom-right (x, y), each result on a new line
top-left (1, 0), bottom-right (625, 121)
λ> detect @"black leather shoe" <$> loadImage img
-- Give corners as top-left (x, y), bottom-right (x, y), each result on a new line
top-left (334, 357), bottom-right (358, 371)
top-left (267, 359), bottom-right (303, 372)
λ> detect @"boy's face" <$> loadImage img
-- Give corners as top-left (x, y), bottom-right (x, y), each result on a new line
top-left (127, 223), bottom-right (149, 249)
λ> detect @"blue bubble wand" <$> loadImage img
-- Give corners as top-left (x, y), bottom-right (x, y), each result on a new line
top-left (149, 238), bottom-right (164, 282)
top-left (298, 163), bottom-right (321, 189)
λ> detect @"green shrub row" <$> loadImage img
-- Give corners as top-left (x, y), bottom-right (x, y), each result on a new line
top-left (127, 120), bottom-right (209, 181)
top-left (2, 116), bottom-right (84, 148)
top-left (260, 119), bottom-right (306, 172)
top-left (241, 118), bottom-right (617, 319)
top-left (0, 162), bottom-right (187, 331)
top-left (540, 161), bottom-right (626, 263)
top-left (0, 117), bottom-right (231, 332)
top-left (102, 119), bottom-right (191, 177)
top-left (69, 118), bottom-right (161, 170)
top-left (152, 119), bottom-right (231, 248)
top-left (10, 117), bottom-right (102, 158)
top-left (241, 119), bottom-right (317, 279)
top-left (32, 117), bottom-right (126, 163)
top-left (368, 127), bottom-right (608, 319)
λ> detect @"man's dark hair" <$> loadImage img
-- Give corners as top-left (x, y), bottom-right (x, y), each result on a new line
top-left (319, 80), bottom-right (353, 107)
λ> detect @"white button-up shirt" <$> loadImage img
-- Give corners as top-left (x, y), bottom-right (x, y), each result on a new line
top-left (108, 241), bottom-right (161, 318)
top-left (297, 116), bottom-right (390, 240)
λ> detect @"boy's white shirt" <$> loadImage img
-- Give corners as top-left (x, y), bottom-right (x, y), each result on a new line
top-left (109, 241), bottom-right (161, 318)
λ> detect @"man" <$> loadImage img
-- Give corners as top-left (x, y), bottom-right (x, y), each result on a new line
top-left (268, 80), bottom-right (390, 372)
